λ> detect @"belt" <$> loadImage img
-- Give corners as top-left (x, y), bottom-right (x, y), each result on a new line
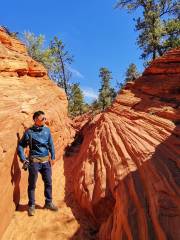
top-left (29, 156), bottom-right (49, 163)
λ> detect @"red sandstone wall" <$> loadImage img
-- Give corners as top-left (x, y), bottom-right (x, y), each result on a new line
top-left (66, 49), bottom-right (180, 240)
top-left (0, 28), bottom-right (75, 238)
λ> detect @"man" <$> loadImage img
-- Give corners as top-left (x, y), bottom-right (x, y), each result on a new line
top-left (18, 110), bottom-right (58, 216)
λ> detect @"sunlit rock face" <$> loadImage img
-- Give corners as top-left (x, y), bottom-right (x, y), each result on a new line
top-left (66, 49), bottom-right (180, 240)
top-left (0, 26), bottom-right (179, 240)
top-left (0, 27), bottom-right (75, 238)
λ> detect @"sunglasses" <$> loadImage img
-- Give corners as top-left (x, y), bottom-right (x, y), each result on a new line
top-left (39, 117), bottom-right (46, 121)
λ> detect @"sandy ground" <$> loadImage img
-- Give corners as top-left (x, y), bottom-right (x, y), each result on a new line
top-left (2, 160), bottom-right (80, 240)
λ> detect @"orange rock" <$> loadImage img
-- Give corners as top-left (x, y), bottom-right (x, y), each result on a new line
top-left (0, 27), bottom-right (27, 54)
top-left (0, 28), bottom-right (75, 238)
top-left (1, 26), bottom-right (180, 239)
top-left (27, 59), bottom-right (47, 77)
top-left (65, 48), bottom-right (180, 239)
top-left (72, 112), bottom-right (93, 131)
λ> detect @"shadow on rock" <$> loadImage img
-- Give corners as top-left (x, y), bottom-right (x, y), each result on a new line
top-left (63, 130), bottom-right (98, 240)
top-left (10, 133), bottom-right (21, 210)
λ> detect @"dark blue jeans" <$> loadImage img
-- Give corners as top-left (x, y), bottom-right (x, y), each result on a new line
top-left (28, 161), bottom-right (52, 206)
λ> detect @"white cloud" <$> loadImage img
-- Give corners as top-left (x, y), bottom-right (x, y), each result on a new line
top-left (82, 87), bottom-right (98, 100)
top-left (69, 67), bottom-right (84, 79)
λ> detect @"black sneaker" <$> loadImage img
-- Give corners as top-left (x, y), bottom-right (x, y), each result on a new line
top-left (44, 202), bottom-right (58, 211)
top-left (28, 205), bottom-right (35, 216)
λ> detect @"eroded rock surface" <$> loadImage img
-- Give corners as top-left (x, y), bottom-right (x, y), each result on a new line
top-left (0, 27), bottom-right (75, 238)
top-left (0, 26), bottom-right (179, 240)
top-left (65, 49), bottom-right (180, 240)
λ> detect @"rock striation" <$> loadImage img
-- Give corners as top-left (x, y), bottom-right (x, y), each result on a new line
top-left (0, 26), bottom-right (179, 240)
top-left (0, 27), bottom-right (75, 238)
top-left (66, 49), bottom-right (180, 240)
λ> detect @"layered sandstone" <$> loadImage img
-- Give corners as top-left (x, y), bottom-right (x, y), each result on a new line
top-left (0, 26), bottom-right (179, 240)
top-left (72, 112), bottom-right (94, 131)
top-left (0, 27), bottom-right (75, 238)
top-left (65, 49), bottom-right (180, 240)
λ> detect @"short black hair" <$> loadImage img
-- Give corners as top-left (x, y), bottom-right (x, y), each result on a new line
top-left (33, 111), bottom-right (45, 120)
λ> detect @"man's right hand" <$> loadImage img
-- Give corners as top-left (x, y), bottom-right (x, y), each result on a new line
top-left (22, 160), bottom-right (30, 171)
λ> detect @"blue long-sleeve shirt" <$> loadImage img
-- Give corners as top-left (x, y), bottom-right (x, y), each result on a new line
top-left (18, 125), bottom-right (55, 162)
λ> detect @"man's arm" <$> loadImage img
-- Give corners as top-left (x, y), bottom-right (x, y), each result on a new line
top-left (18, 131), bottom-right (29, 162)
top-left (48, 130), bottom-right (55, 160)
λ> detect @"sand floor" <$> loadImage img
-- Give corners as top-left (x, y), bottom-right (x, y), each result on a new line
top-left (2, 160), bottom-right (80, 240)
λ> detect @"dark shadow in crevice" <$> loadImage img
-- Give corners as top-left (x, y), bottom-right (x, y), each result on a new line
top-left (10, 133), bottom-right (21, 210)
top-left (63, 126), bottom-right (99, 240)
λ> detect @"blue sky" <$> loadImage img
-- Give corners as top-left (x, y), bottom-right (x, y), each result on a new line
top-left (1, 0), bottom-right (144, 103)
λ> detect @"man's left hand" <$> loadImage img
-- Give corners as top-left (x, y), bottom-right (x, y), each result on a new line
top-left (49, 159), bottom-right (56, 166)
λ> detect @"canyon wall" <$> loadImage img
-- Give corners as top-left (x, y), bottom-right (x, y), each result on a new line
top-left (0, 26), bottom-right (179, 240)
top-left (66, 49), bottom-right (180, 240)
top-left (0, 28), bottom-right (74, 238)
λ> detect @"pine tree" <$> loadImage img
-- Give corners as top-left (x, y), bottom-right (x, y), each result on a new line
top-left (162, 19), bottom-right (180, 51)
top-left (50, 37), bottom-right (73, 100)
top-left (81, 103), bottom-right (91, 114)
top-left (125, 63), bottom-right (140, 82)
top-left (98, 67), bottom-right (116, 110)
top-left (90, 100), bottom-right (101, 113)
top-left (69, 83), bottom-right (85, 116)
top-left (115, 0), bottom-right (179, 63)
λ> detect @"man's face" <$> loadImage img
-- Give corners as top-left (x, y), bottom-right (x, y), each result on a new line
top-left (34, 114), bottom-right (46, 126)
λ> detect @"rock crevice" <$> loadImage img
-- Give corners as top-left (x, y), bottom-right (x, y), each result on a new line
top-left (0, 27), bottom-right (179, 240)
